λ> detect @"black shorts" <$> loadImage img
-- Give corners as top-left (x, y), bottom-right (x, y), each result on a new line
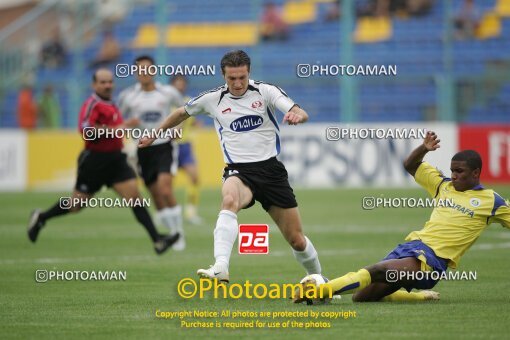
top-left (222, 157), bottom-right (298, 211)
top-left (75, 150), bottom-right (136, 194)
top-left (136, 142), bottom-right (176, 186)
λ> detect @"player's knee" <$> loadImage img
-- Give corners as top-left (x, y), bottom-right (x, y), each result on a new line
top-left (366, 263), bottom-right (389, 283)
top-left (120, 186), bottom-right (140, 200)
top-left (288, 234), bottom-right (306, 251)
top-left (221, 193), bottom-right (239, 211)
top-left (352, 292), bottom-right (366, 302)
top-left (159, 188), bottom-right (172, 201)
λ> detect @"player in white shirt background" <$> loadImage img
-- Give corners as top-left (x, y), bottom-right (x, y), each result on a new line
top-left (139, 50), bottom-right (322, 282)
top-left (119, 55), bottom-right (186, 251)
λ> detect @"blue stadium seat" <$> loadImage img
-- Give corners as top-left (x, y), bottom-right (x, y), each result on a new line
top-left (12, 0), bottom-right (509, 126)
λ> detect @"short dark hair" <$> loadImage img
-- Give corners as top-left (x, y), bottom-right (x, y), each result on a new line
top-left (452, 150), bottom-right (482, 172)
top-left (134, 55), bottom-right (155, 65)
top-left (170, 75), bottom-right (187, 84)
top-left (220, 50), bottom-right (251, 74)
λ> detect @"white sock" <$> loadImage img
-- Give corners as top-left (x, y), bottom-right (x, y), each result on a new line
top-left (213, 210), bottom-right (238, 270)
top-left (185, 204), bottom-right (197, 218)
top-left (157, 208), bottom-right (176, 235)
top-left (170, 205), bottom-right (183, 235)
top-left (157, 206), bottom-right (183, 236)
top-left (292, 236), bottom-right (322, 275)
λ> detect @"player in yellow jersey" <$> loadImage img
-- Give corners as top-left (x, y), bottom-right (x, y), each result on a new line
top-left (170, 75), bottom-right (203, 225)
top-left (294, 131), bottom-right (510, 303)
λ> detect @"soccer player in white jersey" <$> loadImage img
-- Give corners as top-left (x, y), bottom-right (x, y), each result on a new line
top-left (119, 55), bottom-right (186, 250)
top-left (139, 50), bottom-right (322, 282)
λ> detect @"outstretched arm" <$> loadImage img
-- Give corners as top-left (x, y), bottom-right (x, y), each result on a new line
top-left (138, 106), bottom-right (189, 148)
top-left (282, 105), bottom-right (308, 125)
top-left (403, 131), bottom-right (440, 177)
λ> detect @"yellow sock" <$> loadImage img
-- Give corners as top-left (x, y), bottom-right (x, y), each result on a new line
top-left (187, 183), bottom-right (199, 206)
top-left (322, 269), bottom-right (371, 296)
top-left (382, 290), bottom-right (428, 302)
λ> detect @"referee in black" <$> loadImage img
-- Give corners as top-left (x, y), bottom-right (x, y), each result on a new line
top-left (27, 68), bottom-right (179, 254)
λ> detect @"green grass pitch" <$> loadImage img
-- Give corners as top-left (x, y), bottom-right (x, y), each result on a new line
top-left (1, 187), bottom-right (510, 339)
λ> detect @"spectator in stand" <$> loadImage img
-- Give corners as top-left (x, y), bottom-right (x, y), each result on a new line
top-left (406, 0), bottom-right (433, 17)
top-left (40, 30), bottom-right (66, 68)
top-left (260, 2), bottom-right (289, 41)
top-left (453, 0), bottom-right (481, 40)
top-left (17, 85), bottom-right (38, 129)
top-left (38, 85), bottom-right (62, 128)
top-left (90, 30), bottom-right (121, 67)
top-left (356, 0), bottom-right (432, 18)
top-left (356, 0), bottom-right (391, 17)
top-left (325, 0), bottom-right (341, 21)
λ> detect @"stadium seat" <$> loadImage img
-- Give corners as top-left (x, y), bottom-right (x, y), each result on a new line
top-left (4, 0), bottom-right (510, 126)
top-left (475, 12), bottom-right (502, 39)
top-left (282, 1), bottom-right (317, 25)
top-left (354, 17), bottom-right (392, 43)
top-left (132, 24), bottom-right (159, 47)
top-left (168, 23), bottom-right (258, 47)
top-left (496, 0), bottom-right (510, 17)
top-left (133, 22), bottom-right (258, 47)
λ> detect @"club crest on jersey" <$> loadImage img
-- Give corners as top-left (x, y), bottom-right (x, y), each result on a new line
top-left (230, 115), bottom-right (263, 132)
top-left (470, 198), bottom-right (481, 208)
top-left (251, 101), bottom-right (263, 109)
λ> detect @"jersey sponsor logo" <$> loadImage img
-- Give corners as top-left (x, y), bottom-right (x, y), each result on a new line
top-left (470, 198), bottom-right (481, 207)
top-left (230, 115), bottom-right (263, 132)
top-left (141, 111), bottom-right (162, 122)
top-left (222, 108), bottom-right (231, 114)
top-left (449, 204), bottom-right (475, 218)
top-left (238, 224), bottom-right (269, 254)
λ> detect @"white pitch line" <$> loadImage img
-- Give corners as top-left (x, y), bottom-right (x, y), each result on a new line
top-left (0, 255), bottom-right (154, 265)
top-left (270, 248), bottom-right (367, 257)
top-left (479, 231), bottom-right (510, 239)
top-left (2, 242), bottom-right (510, 266)
top-left (301, 224), bottom-right (411, 234)
top-left (471, 242), bottom-right (510, 251)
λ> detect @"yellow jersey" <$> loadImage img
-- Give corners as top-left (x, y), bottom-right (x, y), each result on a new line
top-left (177, 115), bottom-right (196, 144)
top-left (406, 162), bottom-right (510, 269)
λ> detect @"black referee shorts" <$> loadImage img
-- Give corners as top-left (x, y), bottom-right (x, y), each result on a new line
top-left (136, 141), bottom-right (176, 186)
top-left (222, 157), bottom-right (298, 211)
top-left (75, 150), bottom-right (136, 194)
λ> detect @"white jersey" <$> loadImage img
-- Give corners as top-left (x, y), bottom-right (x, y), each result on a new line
top-left (185, 80), bottom-right (296, 164)
top-left (118, 82), bottom-right (183, 145)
